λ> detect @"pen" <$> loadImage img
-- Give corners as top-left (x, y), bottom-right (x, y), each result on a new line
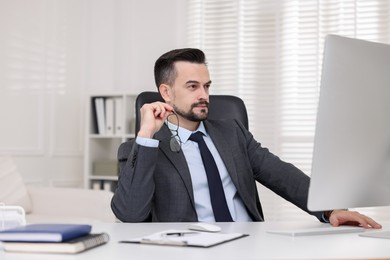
top-left (137, 231), bottom-right (200, 246)
top-left (163, 231), bottom-right (199, 237)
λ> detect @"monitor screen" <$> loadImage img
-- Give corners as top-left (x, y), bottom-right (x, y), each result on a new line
top-left (308, 35), bottom-right (390, 211)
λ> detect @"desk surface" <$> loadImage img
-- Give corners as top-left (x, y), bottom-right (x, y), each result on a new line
top-left (1, 221), bottom-right (389, 260)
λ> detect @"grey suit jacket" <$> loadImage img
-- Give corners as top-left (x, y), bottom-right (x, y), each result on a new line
top-left (111, 119), bottom-right (324, 222)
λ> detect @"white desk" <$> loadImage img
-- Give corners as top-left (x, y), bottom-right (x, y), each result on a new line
top-left (1, 221), bottom-right (389, 260)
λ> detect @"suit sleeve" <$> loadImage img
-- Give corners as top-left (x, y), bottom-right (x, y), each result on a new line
top-left (111, 139), bottom-right (158, 222)
top-left (236, 122), bottom-right (325, 221)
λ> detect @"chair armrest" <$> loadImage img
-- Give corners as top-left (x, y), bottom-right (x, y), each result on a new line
top-left (27, 185), bottom-right (116, 223)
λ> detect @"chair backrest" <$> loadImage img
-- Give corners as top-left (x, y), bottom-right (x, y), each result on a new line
top-left (134, 91), bottom-right (249, 134)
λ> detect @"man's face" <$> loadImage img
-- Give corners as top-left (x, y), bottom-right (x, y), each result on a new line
top-left (169, 61), bottom-right (212, 123)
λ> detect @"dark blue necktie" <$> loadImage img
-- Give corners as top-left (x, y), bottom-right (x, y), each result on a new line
top-left (189, 131), bottom-right (233, 222)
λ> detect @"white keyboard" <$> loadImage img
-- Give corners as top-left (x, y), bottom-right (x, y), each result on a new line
top-left (267, 226), bottom-right (364, 237)
top-left (359, 231), bottom-right (390, 239)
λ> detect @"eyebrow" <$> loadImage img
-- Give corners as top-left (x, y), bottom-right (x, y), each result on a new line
top-left (185, 80), bottom-right (212, 85)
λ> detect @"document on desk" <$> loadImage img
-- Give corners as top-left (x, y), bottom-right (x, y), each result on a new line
top-left (120, 229), bottom-right (248, 248)
top-left (267, 226), bottom-right (364, 237)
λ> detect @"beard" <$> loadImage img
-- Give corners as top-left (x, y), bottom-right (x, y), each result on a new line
top-left (173, 101), bottom-right (209, 122)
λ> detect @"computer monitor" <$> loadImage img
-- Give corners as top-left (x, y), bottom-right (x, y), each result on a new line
top-left (308, 35), bottom-right (390, 211)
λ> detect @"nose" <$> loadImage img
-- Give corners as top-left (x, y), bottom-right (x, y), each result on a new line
top-left (198, 86), bottom-right (209, 101)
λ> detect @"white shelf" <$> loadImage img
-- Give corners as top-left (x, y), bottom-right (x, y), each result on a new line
top-left (88, 134), bottom-right (125, 139)
top-left (89, 176), bottom-right (118, 181)
top-left (88, 134), bottom-right (136, 139)
top-left (84, 93), bottom-right (137, 191)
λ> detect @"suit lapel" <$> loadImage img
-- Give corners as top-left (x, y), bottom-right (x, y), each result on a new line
top-left (204, 121), bottom-right (240, 189)
top-left (206, 121), bottom-right (263, 220)
top-left (154, 126), bottom-right (196, 207)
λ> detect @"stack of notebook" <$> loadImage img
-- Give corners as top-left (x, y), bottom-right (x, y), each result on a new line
top-left (0, 223), bottom-right (109, 254)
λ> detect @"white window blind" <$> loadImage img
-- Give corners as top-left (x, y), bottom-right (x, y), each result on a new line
top-left (186, 0), bottom-right (390, 221)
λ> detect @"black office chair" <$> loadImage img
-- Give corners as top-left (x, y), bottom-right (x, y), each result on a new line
top-left (133, 91), bottom-right (264, 221)
top-left (134, 91), bottom-right (249, 133)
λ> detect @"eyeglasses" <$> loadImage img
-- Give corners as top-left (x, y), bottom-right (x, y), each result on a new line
top-left (166, 112), bottom-right (182, 153)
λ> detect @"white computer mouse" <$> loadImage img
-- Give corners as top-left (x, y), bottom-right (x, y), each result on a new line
top-left (187, 223), bottom-right (222, 232)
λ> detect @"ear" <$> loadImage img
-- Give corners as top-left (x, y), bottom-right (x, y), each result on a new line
top-left (159, 84), bottom-right (172, 103)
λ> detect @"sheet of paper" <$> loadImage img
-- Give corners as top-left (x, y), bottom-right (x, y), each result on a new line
top-left (122, 229), bottom-right (248, 248)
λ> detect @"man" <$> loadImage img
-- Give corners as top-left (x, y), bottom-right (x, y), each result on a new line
top-left (111, 48), bottom-right (381, 228)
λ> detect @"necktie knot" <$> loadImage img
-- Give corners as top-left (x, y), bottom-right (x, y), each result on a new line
top-left (189, 131), bottom-right (204, 143)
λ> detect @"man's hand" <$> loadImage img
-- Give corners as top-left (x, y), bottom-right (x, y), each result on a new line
top-left (329, 210), bottom-right (382, 229)
top-left (137, 102), bottom-right (174, 138)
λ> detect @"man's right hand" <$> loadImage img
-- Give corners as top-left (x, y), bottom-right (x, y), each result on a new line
top-left (137, 101), bottom-right (174, 138)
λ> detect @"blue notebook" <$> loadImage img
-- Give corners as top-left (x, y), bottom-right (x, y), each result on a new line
top-left (0, 224), bottom-right (92, 242)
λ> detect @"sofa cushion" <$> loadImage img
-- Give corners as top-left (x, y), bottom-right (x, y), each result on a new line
top-left (0, 157), bottom-right (32, 213)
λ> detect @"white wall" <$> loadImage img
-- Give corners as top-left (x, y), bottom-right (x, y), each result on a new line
top-left (0, 0), bottom-right (187, 187)
top-left (85, 0), bottom-right (187, 92)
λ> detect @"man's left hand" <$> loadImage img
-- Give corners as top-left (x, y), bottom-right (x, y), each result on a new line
top-left (329, 210), bottom-right (382, 229)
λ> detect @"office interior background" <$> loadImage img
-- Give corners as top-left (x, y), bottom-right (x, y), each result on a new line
top-left (1, 0), bottom-right (390, 221)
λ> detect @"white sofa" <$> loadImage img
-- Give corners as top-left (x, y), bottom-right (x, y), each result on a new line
top-left (0, 157), bottom-right (116, 224)
top-left (25, 185), bottom-right (116, 224)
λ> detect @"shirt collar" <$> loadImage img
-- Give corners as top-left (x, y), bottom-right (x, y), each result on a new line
top-left (166, 120), bottom-right (207, 143)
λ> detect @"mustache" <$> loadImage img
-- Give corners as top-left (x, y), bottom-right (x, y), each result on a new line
top-left (191, 100), bottom-right (209, 108)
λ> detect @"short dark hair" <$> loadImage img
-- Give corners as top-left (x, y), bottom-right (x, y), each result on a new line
top-left (154, 48), bottom-right (206, 89)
